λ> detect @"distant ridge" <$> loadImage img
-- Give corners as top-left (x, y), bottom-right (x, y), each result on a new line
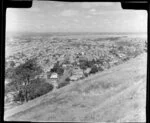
top-left (6, 31), bottom-right (147, 37)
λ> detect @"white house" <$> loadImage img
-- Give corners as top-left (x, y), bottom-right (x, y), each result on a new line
top-left (49, 72), bottom-right (58, 89)
top-left (84, 68), bottom-right (91, 74)
top-left (50, 72), bottom-right (58, 79)
top-left (118, 53), bottom-right (126, 59)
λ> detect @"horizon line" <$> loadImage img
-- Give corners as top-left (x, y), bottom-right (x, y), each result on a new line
top-left (6, 31), bottom-right (147, 34)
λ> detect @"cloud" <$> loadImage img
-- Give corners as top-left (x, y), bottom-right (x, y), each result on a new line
top-left (61, 10), bottom-right (79, 17)
top-left (92, 22), bottom-right (97, 25)
top-left (89, 9), bottom-right (97, 15)
top-left (52, 14), bottom-right (58, 17)
top-left (73, 19), bottom-right (79, 23)
top-left (85, 15), bottom-right (92, 18)
top-left (89, 9), bottom-right (96, 12)
top-left (81, 2), bottom-right (114, 8)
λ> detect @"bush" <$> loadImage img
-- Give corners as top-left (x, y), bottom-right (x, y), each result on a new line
top-left (84, 72), bottom-right (89, 77)
top-left (98, 66), bottom-right (104, 71)
top-left (57, 78), bottom-right (70, 89)
top-left (13, 78), bottom-right (54, 102)
top-left (65, 77), bottom-right (70, 82)
top-left (90, 65), bottom-right (99, 74)
top-left (57, 67), bottom-right (64, 76)
top-left (13, 91), bottom-right (24, 102)
top-left (28, 78), bottom-right (53, 100)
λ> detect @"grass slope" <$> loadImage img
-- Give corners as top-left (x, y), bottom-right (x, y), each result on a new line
top-left (4, 53), bottom-right (147, 122)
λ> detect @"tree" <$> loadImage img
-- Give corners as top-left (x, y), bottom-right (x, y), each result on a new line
top-left (51, 61), bottom-right (64, 76)
top-left (79, 61), bottom-right (88, 76)
top-left (5, 60), bottom-right (15, 69)
top-left (90, 65), bottom-right (99, 74)
top-left (12, 78), bottom-right (53, 102)
top-left (5, 58), bottom-right (43, 102)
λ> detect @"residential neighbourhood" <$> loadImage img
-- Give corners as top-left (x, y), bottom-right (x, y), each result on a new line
top-left (5, 34), bottom-right (147, 115)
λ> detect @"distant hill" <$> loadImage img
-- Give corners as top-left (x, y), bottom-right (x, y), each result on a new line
top-left (6, 31), bottom-right (147, 37)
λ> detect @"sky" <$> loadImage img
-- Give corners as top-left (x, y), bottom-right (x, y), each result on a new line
top-left (6, 1), bottom-right (147, 33)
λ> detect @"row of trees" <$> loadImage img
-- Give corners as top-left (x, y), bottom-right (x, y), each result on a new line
top-left (49, 58), bottom-right (105, 78)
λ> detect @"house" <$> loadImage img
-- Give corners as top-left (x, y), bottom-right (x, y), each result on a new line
top-left (50, 72), bottom-right (58, 78)
top-left (84, 68), bottom-right (91, 74)
top-left (62, 64), bottom-right (73, 69)
top-left (48, 72), bottom-right (58, 88)
top-left (109, 60), bottom-right (119, 66)
top-left (72, 67), bottom-right (83, 75)
top-left (118, 53), bottom-right (126, 59)
top-left (69, 67), bottom-right (84, 81)
top-left (70, 75), bottom-right (79, 81)
top-left (81, 52), bottom-right (85, 56)
top-left (70, 74), bottom-right (84, 81)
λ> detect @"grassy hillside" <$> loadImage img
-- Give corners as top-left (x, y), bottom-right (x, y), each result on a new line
top-left (5, 52), bottom-right (147, 122)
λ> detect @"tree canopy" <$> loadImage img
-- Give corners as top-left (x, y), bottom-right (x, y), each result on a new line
top-left (5, 58), bottom-right (43, 102)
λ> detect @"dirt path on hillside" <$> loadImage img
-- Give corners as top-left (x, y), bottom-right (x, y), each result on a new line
top-left (4, 53), bottom-right (147, 122)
